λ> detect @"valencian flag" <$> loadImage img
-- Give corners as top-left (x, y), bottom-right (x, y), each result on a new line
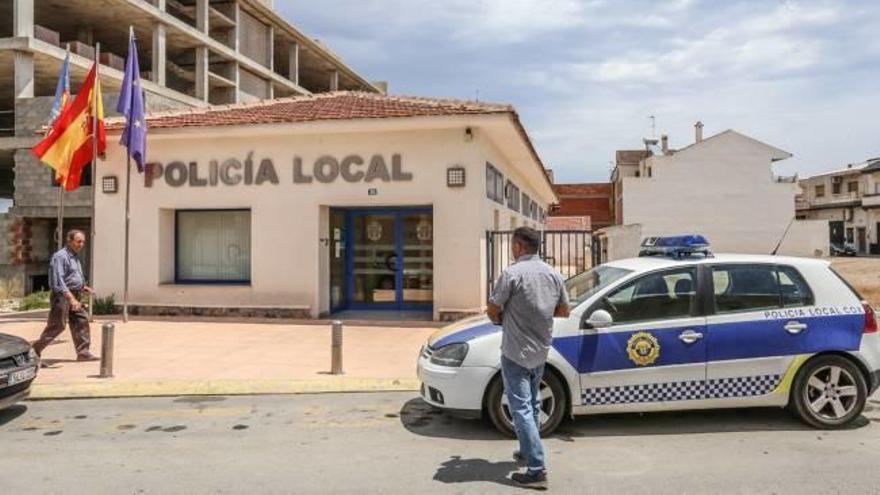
top-left (117, 28), bottom-right (147, 171)
top-left (48, 49), bottom-right (71, 124)
top-left (32, 63), bottom-right (106, 191)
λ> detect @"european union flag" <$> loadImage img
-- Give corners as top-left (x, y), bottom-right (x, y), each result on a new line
top-left (117, 27), bottom-right (146, 172)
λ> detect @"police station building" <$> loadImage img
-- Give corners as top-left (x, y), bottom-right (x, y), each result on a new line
top-left (96, 93), bottom-right (556, 321)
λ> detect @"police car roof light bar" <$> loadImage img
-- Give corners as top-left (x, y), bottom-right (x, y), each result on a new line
top-left (639, 235), bottom-right (713, 260)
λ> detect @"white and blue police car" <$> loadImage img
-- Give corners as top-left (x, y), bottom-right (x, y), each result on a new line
top-left (417, 236), bottom-right (880, 436)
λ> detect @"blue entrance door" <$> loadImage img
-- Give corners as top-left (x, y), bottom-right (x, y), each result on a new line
top-left (331, 207), bottom-right (433, 312)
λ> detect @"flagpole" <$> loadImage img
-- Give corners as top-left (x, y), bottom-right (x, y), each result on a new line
top-left (122, 27), bottom-right (134, 323)
top-left (55, 44), bottom-right (71, 252)
top-left (88, 42), bottom-right (100, 322)
top-left (56, 184), bottom-right (64, 250)
top-left (123, 152), bottom-right (131, 322)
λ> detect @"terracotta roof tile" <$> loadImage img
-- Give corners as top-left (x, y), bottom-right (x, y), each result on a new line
top-left (105, 91), bottom-right (513, 130)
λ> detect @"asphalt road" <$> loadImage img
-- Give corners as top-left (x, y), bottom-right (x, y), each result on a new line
top-left (2, 391), bottom-right (880, 494)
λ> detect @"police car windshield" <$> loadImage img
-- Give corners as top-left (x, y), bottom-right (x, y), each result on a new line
top-left (565, 265), bottom-right (633, 307)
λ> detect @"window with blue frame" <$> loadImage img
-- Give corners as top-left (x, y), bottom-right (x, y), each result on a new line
top-left (176, 209), bottom-right (251, 283)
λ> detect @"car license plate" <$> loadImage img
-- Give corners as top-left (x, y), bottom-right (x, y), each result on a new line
top-left (8, 366), bottom-right (36, 386)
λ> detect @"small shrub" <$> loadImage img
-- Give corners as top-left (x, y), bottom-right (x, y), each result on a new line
top-left (93, 294), bottom-right (118, 315)
top-left (20, 290), bottom-right (50, 311)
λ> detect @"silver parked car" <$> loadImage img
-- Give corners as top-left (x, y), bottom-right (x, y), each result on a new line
top-left (0, 334), bottom-right (38, 410)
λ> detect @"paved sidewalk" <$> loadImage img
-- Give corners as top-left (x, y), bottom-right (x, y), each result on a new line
top-left (0, 316), bottom-right (438, 399)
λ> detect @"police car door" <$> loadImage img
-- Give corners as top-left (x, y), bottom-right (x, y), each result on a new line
top-left (704, 263), bottom-right (813, 405)
top-left (579, 266), bottom-right (708, 411)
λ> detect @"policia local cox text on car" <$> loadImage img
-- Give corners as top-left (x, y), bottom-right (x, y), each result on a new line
top-left (417, 235), bottom-right (880, 435)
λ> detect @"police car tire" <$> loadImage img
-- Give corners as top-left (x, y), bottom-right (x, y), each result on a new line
top-left (485, 370), bottom-right (567, 438)
top-left (790, 355), bottom-right (868, 429)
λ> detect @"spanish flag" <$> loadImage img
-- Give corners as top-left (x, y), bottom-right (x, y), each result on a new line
top-left (32, 62), bottom-right (106, 191)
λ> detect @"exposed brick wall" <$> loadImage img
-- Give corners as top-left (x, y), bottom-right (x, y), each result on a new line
top-left (8, 216), bottom-right (32, 265)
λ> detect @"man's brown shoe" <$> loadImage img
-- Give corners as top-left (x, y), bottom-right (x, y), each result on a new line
top-left (76, 353), bottom-right (100, 362)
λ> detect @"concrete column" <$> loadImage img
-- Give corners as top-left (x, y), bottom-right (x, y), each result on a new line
top-left (196, 0), bottom-right (209, 33)
top-left (329, 70), bottom-right (339, 92)
top-left (153, 0), bottom-right (166, 11)
top-left (14, 51), bottom-right (34, 99)
top-left (13, 0), bottom-right (34, 38)
top-left (233, 61), bottom-right (240, 103)
top-left (152, 23), bottom-right (167, 86)
top-left (233, 1), bottom-right (241, 52)
top-left (195, 46), bottom-right (209, 101)
top-left (288, 42), bottom-right (299, 85)
top-left (266, 26), bottom-right (274, 71)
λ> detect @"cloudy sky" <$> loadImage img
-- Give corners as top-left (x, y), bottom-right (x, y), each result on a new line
top-left (279, 0), bottom-right (880, 183)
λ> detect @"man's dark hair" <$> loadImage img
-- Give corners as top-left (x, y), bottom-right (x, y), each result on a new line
top-left (512, 226), bottom-right (541, 254)
top-left (66, 229), bottom-right (85, 242)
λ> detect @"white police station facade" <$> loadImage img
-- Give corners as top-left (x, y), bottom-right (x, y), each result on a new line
top-left (94, 94), bottom-right (556, 321)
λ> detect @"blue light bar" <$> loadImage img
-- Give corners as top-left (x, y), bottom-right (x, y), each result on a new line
top-left (639, 235), bottom-right (712, 259)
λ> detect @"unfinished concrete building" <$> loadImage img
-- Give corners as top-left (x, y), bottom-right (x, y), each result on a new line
top-left (0, 0), bottom-right (382, 295)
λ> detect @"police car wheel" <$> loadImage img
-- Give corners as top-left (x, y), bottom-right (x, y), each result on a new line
top-left (790, 355), bottom-right (867, 429)
top-left (485, 370), bottom-right (566, 438)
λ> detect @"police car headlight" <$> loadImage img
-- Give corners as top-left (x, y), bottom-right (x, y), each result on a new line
top-left (429, 343), bottom-right (469, 367)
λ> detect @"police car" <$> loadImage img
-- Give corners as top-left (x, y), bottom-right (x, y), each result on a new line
top-left (417, 236), bottom-right (880, 436)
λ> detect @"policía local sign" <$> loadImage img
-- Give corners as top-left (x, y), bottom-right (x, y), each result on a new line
top-left (144, 153), bottom-right (413, 188)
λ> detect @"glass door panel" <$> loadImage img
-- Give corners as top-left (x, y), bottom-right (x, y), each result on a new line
top-left (401, 213), bottom-right (433, 304)
top-left (351, 214), bottom-right (397, 304)
top-left (329, 210), bottom-right (346, 310)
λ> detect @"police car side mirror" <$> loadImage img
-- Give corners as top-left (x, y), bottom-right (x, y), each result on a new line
top-left (582, 309), bottom-right (613, 330)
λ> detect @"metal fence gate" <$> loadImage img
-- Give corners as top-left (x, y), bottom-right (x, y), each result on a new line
top-left (486, 230), bottom-right (593, 298)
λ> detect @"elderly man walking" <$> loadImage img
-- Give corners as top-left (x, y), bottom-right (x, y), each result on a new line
top-left (32, 229), bottom-right (98, 363)
top-left (487, 226), bottom-right (569, 489)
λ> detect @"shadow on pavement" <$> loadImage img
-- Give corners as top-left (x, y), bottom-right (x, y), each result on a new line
top-left (402, 397), bottom-right (872, 440)
top-left (0, 404), bottom-right (27, 427)
top-left (433, 455), bottom-right (518, 488)
top-left (399, 398), bottom-right (507, 441)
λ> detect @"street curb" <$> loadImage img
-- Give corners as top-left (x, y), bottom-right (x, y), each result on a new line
top-left (27, 377), bottom-right (421, 400)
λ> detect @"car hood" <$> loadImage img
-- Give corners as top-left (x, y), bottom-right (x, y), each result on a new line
top-left (428, 315), bottom-right (500, 348)
top-left (0, 333), bottom-right (30, 357)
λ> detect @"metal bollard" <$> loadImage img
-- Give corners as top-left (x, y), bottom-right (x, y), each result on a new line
top-left (330, 320), bottom-right (344, 375)
top-left (99, 322), bottom-right (115, 378)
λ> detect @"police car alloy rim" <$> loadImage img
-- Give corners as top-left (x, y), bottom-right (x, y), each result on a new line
top-left (500, 380), bottom-right (556, 429)
top-left (804, 365), bottom-right (859, 421)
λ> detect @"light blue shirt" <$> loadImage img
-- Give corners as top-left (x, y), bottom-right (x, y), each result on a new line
top-left (49, 247), bottom-right (85, 294)
top-left (489, 254), bottom-right (569, 369)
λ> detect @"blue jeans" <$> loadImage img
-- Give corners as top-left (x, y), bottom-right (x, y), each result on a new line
top-left (500, 355), bottom-right (545, 474)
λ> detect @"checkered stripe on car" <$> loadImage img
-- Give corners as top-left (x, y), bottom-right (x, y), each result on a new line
top-left (704, 374), bottom-right (782, 399)
top-left (581, 374), bottom-right (783, 406)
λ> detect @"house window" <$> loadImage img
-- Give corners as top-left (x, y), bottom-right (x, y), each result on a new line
top-left (485, 163), bottom-right (504, 204)
top-left (176, 209), bottom-right (251, 283)
top-left (847, 181), bottom-right (859, 193)
top-left (832, 182), bottom-right (841, 194)
top-left (815, 185), bottom-right (825, 197)
top-left (505, 181), bottom-right (520, 212)
top-left (521, 192), bottom-right (532, 218)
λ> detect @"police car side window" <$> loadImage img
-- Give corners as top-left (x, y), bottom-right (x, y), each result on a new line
top-left (777, 266), bottom-right (814, 307)
top-left (712, 264), bottom-right (813, 313)
top-left (596, 268), bottom-right (698, 324)
top-left (713, 265), bottom-right (779, 313)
